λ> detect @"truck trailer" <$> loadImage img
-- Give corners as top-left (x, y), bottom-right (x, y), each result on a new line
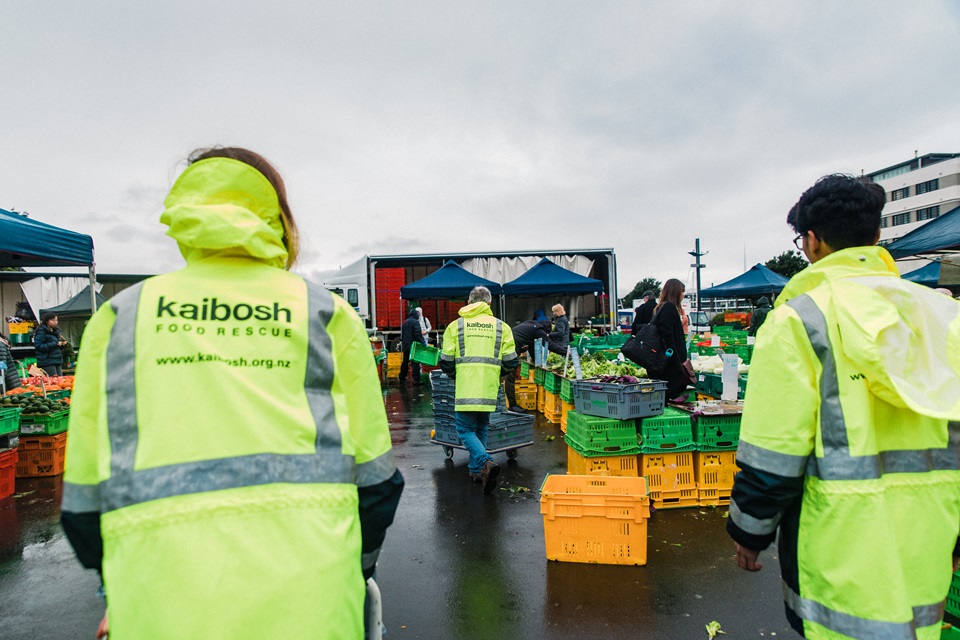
top-left (323, 249), bottom-right (618, 350)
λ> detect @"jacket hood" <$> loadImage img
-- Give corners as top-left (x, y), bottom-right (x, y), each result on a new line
top-left (756, 296), bottom-right (771, 308)
top-left (780, 246), bottom-right (960, 418)
top-left (160, 157), bottom-right (289, 269)
top-left (407, 309), bottom-right (420, 319)
top-left (459, 301), bottom-right (492, 318)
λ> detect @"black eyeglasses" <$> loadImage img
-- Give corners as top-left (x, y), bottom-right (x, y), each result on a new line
top-left (793, 233), bottom-right (804, 250)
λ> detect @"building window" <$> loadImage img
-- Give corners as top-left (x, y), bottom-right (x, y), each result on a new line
top-left (891, 187), bottom-right (910, 201)
top-left (916, 205), bottom-right (941, 221)
top-left (915, 178), bottom-right (939, 195)
top-left (877, 238), bottom-right (892, 247)
top-left (872, 165), bottom-right (912, 182)
top-left (881, 217), bottom-right (889, 228)
top-left (892, 212), bottom-right (912, 226)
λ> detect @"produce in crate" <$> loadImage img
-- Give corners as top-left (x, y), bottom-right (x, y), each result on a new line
top-left (16, 397), bottom-right (70, 414)
top-left (691, 355), bottom-right (748, 375)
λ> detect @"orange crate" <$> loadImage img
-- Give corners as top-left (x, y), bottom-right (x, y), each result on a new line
top-left (567, 445), bottom-right (639, 477)
top-left (16, 432), bottom-right (67, 478)
top-left (640, 451), bottom-right (695, 494)
top-left (540, 474), bottom-right (650, 566)
top-left (694, 451), bottom-right (739, 490)
top-left (0, 448), bottom-right (16, 499)
top-left (544, 390), bottom-right (562, 424)
top-left (559, 400), bottom-right (574, 432)
top-left (698, 487), bottom-right (732, 507)
top-left (650, 487), bottom-right (699, 510)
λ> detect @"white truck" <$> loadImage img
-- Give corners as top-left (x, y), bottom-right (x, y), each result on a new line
top-left (323, 249), bottom-right (619, 351)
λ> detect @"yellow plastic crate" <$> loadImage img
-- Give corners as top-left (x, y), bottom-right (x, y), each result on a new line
top-left (544, 390), bottom-right (562, 424)
top-left (698, 487), bottom-right (731, 507)
top-left (559, 400), bottom-right (574, 432)
top-left (540, 474), bottom-right (650, 566)
top-left (694, 451), bottom-right (739, 490)
top-left (515, 384), bottom-right (538, 411)
top-left (640, 451), bottom-right (695, 494)
top-left (537, 385), bottom-right (546, 413)
top-left (8, 322), bottom-right (31, 335)
top-left (566, 445), bottom-right (639, 477)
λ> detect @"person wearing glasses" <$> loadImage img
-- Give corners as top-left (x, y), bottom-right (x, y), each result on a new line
top-left (727, 174), bottom-right (960, 639)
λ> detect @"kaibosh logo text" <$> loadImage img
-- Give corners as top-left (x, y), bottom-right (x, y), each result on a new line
top-left (157, 296), bottom-right (292, 323)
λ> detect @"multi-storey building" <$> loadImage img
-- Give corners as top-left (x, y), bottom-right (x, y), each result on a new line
top-left (867, 152), bottom-right (960, 247)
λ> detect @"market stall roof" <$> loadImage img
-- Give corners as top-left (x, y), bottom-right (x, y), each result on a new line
top-left (699, 263), bottom-right (789, 298)
top-left (0, 207), bottom-right (95, 267)
top-left (39, 285), bottom-right (106, 318)
top-left (400, 260), bottom-right (501, 298)
top-left (901, 261), bottom-right (941, 286)
top-left (886, 204), bottom-right (960, 259)
top-left (501, 257), bottom-right (604, 295)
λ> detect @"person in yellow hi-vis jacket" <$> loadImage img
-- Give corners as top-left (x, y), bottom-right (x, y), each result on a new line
top-left (60, 147), bottom-right (403, 640)
top-left (727, 174), bottom-right (960, 640)
top-left (440, 286), bottom-right (517, 494)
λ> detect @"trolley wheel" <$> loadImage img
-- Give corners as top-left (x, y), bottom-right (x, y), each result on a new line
top-left (506, 449), bottom-right (518, 460)
top-left (443, 446), bottom-right (454, 459)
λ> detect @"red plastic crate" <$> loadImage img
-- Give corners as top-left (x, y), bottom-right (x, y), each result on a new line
top-left (0, 448), bottom-right (16, 499)
top-left (16, 432), bottom-right (67, 478)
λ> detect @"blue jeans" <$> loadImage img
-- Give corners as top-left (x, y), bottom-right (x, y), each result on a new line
top-left (455, 411), bottom-right (492, 474)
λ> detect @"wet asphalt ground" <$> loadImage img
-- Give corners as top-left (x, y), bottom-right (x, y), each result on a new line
top-left (0, 381), bottom-right (803, 639)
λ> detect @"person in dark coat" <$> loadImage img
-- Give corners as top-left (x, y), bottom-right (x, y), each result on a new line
top-left (399, 308), bottom-right (425, 385)
top-left (549, 304), bottom-right (570, 348)
top-left (0, 335), bottom-right (21, 392)
top-left (632, 290), bottom-right (657, 335)
top-left (647, 279), bottom-right (689, 402)
top-left (505, 320), bottom-right (566, 411)
top-left (34, 312), bottom-right (66, 377)
top-left (748, 296), bottom-right (772, 336)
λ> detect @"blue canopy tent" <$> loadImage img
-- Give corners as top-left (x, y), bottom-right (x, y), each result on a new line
top-left (501, 257), bottom-right (604, 295)
top-left (901, 261), bottom-right (941, 286)
top-left (400, 260), bottom-right (502, 299)
top-left (699, 264), bottom-right (789, 298)
top-left (887, 204), bottom-right (960, 259)
top-left (0, 207), bottom-right (99, 314)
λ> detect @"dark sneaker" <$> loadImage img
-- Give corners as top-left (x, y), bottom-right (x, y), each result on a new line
top-left (481, 460), bottom-right (500, 495)
top-left (508, 406), bottom-right (527, 414)
top-left (469, 472), bottom-right (483, 484)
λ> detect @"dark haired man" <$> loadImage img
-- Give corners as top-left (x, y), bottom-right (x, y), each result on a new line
top-left (631, 290), bottom-right (657, 335)
top-left (727, 174), bottom-right (960, 639)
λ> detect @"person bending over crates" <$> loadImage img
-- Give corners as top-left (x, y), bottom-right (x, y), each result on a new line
top-left (727, 174), bottom-right (960, 640)
top-left (440, 286), bottom-right (517, 494)
top-left (60, 147), bottom-right (404, 640)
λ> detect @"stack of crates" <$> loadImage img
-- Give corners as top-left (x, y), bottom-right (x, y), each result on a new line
top-left (692, 410), bottom-right (742, 506)
top-left (564, 410), bottom-right (640, 478)
top-left (558, 377), bottom-right (575, 433)
top-left (0, 405), bottom-right (20, 499)
top-left (386, 352), bottom-right (403, 380)
top-left (7, 320), bottom-right (33, 345)
top-left (945, 569), bottom-right (960, 620)
top-left (514, 381), bottom-right (538, 411)
top-left (430, 370), bottom-right (510, 446)
top-left (543, 374), bottom-right (562, 424)
top-left (15, 396), bottom-right (71, 479)
top-left (540, 474), bottom-right (650, 565)
top-left (637, 407), bottom-right (697, 509)
top-left (374, 268), bottom-right (405, 329)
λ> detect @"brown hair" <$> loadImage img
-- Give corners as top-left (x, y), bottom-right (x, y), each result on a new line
top-left (188, 147), bottom-right (300, 269)
top-left (655, 278), bottom-right (685, 315)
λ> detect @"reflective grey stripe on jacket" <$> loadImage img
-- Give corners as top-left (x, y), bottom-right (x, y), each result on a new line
top-left (62, 279), bottom-right (389, 515)
top-left (785, 294), bottom-right (960, 481)
top-left (783, 583), bottom-right (943, 639)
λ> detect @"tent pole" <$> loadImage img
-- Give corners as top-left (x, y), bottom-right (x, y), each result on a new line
top-left (89, 257), bottom-right (98, 314)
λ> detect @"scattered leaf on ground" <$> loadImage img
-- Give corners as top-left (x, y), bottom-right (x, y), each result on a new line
top-left (721, 511), bottom-right (729, 519)
top-left (671, 543), bottom-right (682, 547)
top-left (705, 620), bottom-right (725, 638)
top-left (545, 435), bottom-right (556, 442)
top-left (13, 491), bottom-right (35, 498)
top-left (501, 485), bottom-right (530, 494)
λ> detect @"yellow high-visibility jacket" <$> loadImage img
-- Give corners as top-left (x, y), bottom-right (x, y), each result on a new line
top-left (440, 301), bottom-right (517, 411)
top-left (728, 246), bottom-right (960, 640)
top-left (61, 158), bottom-right (402, 639)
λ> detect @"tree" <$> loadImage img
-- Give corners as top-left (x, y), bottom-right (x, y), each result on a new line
top-left (621, 277), bottom-right (661, 308)
top-left (765, 250), bottom-right (808, 279)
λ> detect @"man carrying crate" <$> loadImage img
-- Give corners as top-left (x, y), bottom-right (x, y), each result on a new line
top-left (440, 286), bottom-right (517, 494)
top-left (727, 174), bottom-right (960, 639)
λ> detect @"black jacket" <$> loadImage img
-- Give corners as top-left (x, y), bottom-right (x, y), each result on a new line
top-left (748, 297), bottom-right (772, 336)
top-left (648, 302), bottom-right (688, 399)
top-left (512, 320), bottom-right (567, 356)
top-left (34, 324), bottom-right (63, 369)
top-left (631, 299), bottom-right (657, 334)
top-left (549, 315), bottom-right (570, 346)
top-left (400, 310), bottom-right (424, 348)
top-left (0, 341), bottom-right (20, 391)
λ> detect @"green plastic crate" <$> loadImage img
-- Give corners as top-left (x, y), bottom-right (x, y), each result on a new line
top-left (409, 342), bottom-right (440, 366)
top-left (947, 570), bottom-right (960, 619)
top-left (943, 624), bottom-right (960, 640)
top-left (694, 413), bottom-right (741, 450)
top-left (534, 367), bottom-right (545, 386)
top-left (564, 410), bottom-right (640, 456)
top-left (0, 406), bottom-right (20, 437)
top-left (638, 406), bottom-right (694, 452)
top-left (519, 361), bottom-right (530, 377)
top-left (560, 377), bottom-right (573, 403)
top-left (544, 371), bottom-right (562, 394)
top-left (19, 410), bottom-right (69, 436)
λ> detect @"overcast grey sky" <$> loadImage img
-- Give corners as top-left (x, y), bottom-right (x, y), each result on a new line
top-left (3, 2), bottom-right (959, 297)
